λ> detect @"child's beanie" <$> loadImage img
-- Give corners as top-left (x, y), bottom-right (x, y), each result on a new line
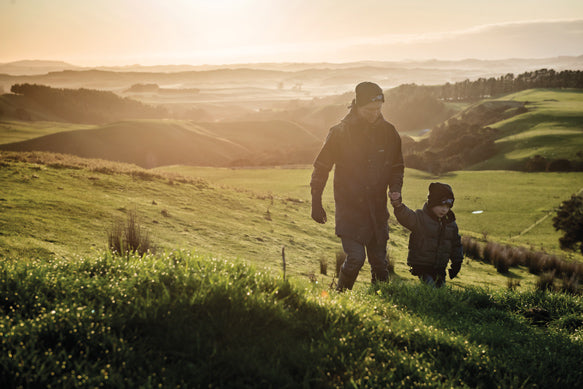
top-left (427, 182), bottom-right (455, 208)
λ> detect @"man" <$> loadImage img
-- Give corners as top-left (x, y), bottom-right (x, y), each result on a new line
top-left (310, 81), bottom-right (404, 291)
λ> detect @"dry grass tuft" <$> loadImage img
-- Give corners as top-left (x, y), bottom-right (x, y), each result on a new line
top-left (108, 209), bottom-right (152, 256)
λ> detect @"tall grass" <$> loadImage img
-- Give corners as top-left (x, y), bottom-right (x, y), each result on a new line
top-left (463, 236), bottom-right (583, 293)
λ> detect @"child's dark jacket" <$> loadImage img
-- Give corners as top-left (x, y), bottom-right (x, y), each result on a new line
top-left (394, 203), bottom-right (463, 272)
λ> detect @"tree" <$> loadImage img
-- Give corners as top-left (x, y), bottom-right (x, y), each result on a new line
top-left (552, 195), bottom-right (583, 254)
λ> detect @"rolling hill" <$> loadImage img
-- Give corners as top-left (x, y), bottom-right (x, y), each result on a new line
top-left (1, 87), bottom-right (581, 171)
top-left (402, 89), bottom-right (583, 172)
top-left (0, 119), bottom-right (321, 168)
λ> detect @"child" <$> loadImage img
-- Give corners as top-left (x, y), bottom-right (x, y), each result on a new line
top-left (389, 182), bottom-right (463, 287)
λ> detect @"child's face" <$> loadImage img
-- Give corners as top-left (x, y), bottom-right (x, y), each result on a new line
top-left (431, 204), bottom-right (451, 219)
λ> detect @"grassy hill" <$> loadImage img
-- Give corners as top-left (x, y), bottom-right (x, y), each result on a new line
top-left (2, 152), bottom-right (583, 387)
top-left (0, 119), bottom-right (321, 168)
top-left (3, 250), bottom-right (583, 387)
top-left (159, 165), bottom-right (583, 261)
top-left (474, 89), bottom-right (583, 170)
top-left (2, 151), bottom-right (582, 287)
top-left (403, 89), bottom-right (583, 172)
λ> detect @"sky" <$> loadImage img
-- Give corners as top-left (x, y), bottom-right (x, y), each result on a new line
top-left (1, 0), bottom-right (583, 66)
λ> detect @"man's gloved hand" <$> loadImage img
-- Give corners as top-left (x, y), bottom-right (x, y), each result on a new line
top-left (311, 195), bottom-right (327, 224)
top-left (448, 262), bottom-right (462, 279)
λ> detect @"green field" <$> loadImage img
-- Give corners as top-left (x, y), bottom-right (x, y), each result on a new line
top-left (159, 165), bottom-right (583, 259)
top-left (2, 151), bottom-right (582, 290)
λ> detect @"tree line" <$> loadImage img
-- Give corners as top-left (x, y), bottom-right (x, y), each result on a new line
top-left (10, 83), bottom-right (168, 124)
top-left (406, 68), bottom-right (583, 102)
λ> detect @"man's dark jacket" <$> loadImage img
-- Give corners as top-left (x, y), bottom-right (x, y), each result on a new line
top-left (310, 109), bottom-right (404, 243)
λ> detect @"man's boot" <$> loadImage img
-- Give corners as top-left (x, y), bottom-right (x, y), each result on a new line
top-left (371, 268), bottom-right (389, 284)
top-left (336, 270), bottom-right (356, 292)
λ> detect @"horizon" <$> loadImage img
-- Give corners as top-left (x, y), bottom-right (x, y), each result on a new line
top-left (2, 1), bottom-right (583, 67)
top-left (3, 54), bottom-right (583, 69)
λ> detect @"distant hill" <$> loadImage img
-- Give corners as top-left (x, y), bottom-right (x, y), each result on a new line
top-left (2, 83), bottom-right (168, 124)
top-left (0, 60), bottom-right (81, 76)
top-left (2, 56), bottom-right (583, 93)
top-left (0, 119), bottom-right (321, 168)
top-left (2, 56), bottom-right (583, 75)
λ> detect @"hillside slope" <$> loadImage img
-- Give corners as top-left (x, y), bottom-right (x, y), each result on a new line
top-left (405, 89), bottom-right (583, 172)
top-left (2, 249), bottom-right (583, 388)
top-left (0, 119), bottom-right (321, 168)
top-left (475, 89), bottom-right (583, 170)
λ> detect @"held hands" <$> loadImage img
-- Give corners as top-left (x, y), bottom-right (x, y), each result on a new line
top-left (389, 191), bottom-right (402, 207)
top-left (311, 196), bottom-right (327, 224)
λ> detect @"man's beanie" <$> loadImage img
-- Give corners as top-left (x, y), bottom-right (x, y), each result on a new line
top-left (355, 82), bottom-right (384, 106)
top-left (427, 182), bottom-right (455, 208)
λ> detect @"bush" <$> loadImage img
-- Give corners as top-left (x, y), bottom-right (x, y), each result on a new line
top-left (525, 251), bottom-right (546, 275)
top-left (547, 159), bottom-right (572, 172)
top-left (553, 195), bottom-right (583, 254)
top-left (525, 155), bottom-right (548, 171)
top-left (482, 241), bottom-right (496, 264)
top-left (461, 236), bottom-right (482, 260)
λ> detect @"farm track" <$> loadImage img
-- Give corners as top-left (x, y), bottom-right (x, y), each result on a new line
top-left (512, 186), bottom-right (583, 239)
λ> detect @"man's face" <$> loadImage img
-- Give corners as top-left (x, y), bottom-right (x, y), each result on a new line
top-left (356, 101), bottom-right (383, 124)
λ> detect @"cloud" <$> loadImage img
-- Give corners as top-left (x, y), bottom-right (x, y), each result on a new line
top-left (341, 19), bottom-right (583, 61)
top-left (173, 19), bottom-right (583, 65)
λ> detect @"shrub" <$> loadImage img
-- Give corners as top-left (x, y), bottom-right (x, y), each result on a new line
top-left (553, 195), bottom-right (583, 254)
top-left (506, 246), bottom-right (526, 267)
top-left (461, 236), bottom-right (482, 260)
top-left (493, 254), bottom-right (510, 274)
top-left (107, 209), bottom-right (152, 256)
top-left (482, 241), bottom-right (497, 264)
top-left (525, 251), bottom-right (545, 275)
top-left (525, 155), bottom-right (547, 171)
top-left (546, 159), bottom-right (571, 172)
